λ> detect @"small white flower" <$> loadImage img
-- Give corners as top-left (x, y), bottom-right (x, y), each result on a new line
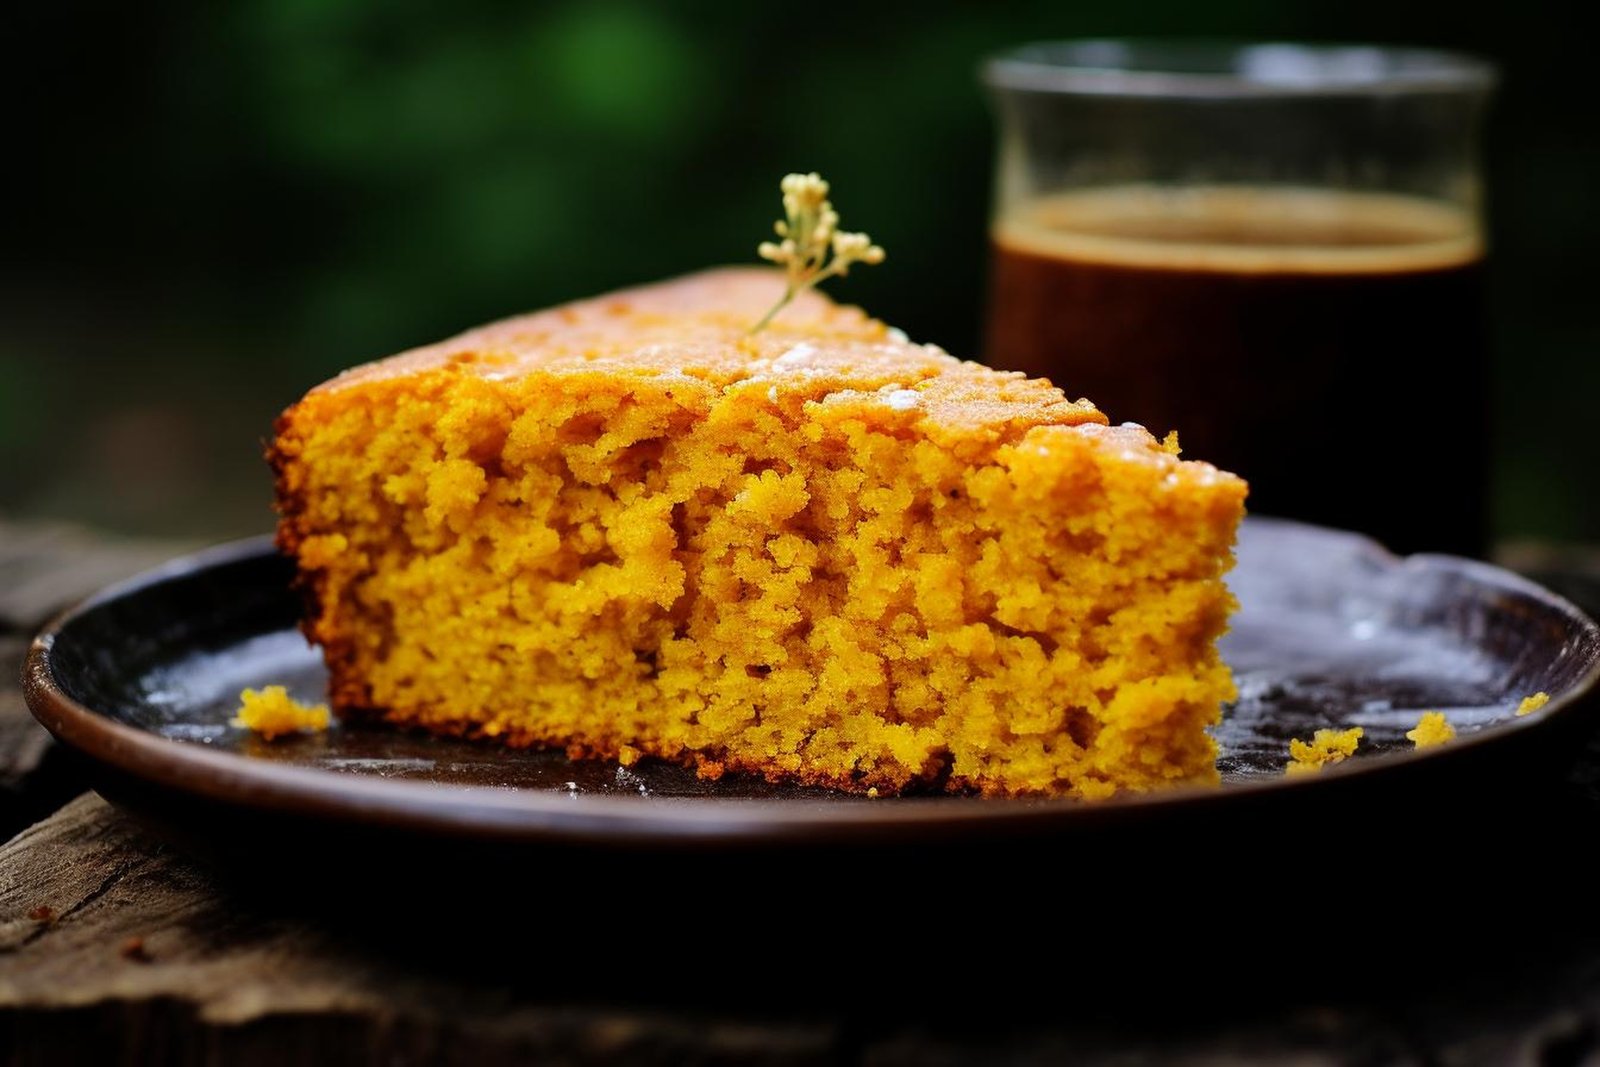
top-left (749, 172), bottom-right (887, 333)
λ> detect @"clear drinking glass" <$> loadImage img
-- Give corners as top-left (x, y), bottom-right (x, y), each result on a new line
top-left (981, 40), bottom-right (1496, 555)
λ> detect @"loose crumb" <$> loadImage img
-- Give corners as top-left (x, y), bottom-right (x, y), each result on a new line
top-left (230, 686), bottom-right (330, 740)
top-left (1285, 727), bottom-right (1364, 776)
top-left (1517, 692), bottom-right (1550, 717)
top-left (1406, 711), bottom-right (1456, 749)
top-left (27, 905), bottom-right (56, 924)
top-left (120, 936), bottom-right (152, 963)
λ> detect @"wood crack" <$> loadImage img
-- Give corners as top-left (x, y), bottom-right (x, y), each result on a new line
top-left (7, 861), bottom-right (135, 954)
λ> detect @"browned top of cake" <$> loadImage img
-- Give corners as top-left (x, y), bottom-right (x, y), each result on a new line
top-left (307, 268), bottom-right (1108, 438)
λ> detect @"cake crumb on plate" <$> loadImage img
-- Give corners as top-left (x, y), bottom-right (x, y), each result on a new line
top-left (1285, 727), bottom-right (1364, 775)
top-left (231, 685), bottom-right (330, 741)
top-left (1406, 711), bottom-right (1456, 748)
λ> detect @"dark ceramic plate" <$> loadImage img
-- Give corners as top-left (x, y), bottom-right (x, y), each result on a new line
top-left (23, 518), bottom-right (1600, 850)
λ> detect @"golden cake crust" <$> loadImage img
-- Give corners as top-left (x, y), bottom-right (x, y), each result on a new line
top-left (307, 268), bottom-right (1108, 440)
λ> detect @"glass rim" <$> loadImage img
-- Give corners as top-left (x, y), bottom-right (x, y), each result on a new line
top-left (982, 39), bottom-right (1497, 98)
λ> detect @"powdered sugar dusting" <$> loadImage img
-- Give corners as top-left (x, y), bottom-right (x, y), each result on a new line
top-left (885, 389), bottom-right (920, 411)
top-left (775, 342), bottom-right (818, 366)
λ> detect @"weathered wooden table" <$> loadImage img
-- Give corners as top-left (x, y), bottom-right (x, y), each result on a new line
top-left (3, 520), bottom-right (1600, 1065)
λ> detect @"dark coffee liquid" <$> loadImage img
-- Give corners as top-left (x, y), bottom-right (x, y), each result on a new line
top-left (985, 186), bottom-right (1487, 556)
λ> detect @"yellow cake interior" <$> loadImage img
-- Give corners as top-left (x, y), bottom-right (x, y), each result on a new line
top-left (273, 269), bottom-right (1246, 798)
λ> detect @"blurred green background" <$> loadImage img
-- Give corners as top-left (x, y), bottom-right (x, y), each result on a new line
top-left (3, 0), bottom-right (1594, 544)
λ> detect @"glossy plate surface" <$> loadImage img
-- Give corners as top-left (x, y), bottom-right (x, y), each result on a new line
top-left (24, 518), bottom-right (1600, 847)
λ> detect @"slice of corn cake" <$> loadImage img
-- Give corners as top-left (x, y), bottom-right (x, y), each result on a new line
top-left (271, 268), bottom-right (1247, 798)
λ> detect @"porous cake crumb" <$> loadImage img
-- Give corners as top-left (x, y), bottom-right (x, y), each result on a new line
top-left (271, 269), bottom-right (1247, 798)
top-left (231, 686), bottom-right (331, 740)
top-left (1285, 727), bottom-right (1364, 776)
top-left (1406, 711), bottom-right (1456, 749)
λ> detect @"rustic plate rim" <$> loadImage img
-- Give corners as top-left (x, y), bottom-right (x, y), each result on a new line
top-left (23, 519), bottom-right (1600, 847)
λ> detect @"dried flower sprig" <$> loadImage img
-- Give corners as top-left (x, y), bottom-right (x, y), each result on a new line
top-left (750, 172), bottom-right (885, 334)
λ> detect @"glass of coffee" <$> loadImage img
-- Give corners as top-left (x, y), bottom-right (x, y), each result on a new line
top-left (982, 41), bottom-right (1495, 556)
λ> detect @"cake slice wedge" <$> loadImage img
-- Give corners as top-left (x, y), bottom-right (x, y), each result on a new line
top-left (270, 268), bottom-right (1246, 798)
